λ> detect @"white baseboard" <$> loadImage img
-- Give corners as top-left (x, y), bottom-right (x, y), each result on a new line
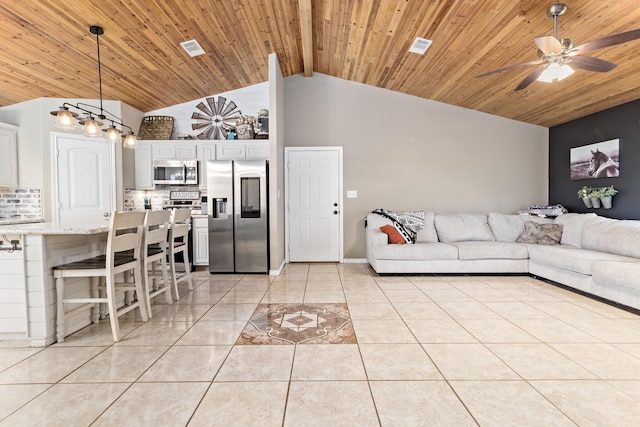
top-left (269, 259), bottom-right (286, 276)
top-left (342, 258), bottom-right (368, 264)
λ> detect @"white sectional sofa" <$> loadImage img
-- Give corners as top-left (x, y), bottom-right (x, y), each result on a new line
top-left (365, 212), bottom-right (640, 310)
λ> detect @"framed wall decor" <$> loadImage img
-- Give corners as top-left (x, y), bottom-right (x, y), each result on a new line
top-left (570, 138), bottom-right (619, 180)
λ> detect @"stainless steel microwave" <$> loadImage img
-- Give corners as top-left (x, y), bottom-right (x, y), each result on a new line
top-left (153, 160), bottom-right (198, 185)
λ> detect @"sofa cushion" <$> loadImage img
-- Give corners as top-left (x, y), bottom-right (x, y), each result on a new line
top-left (516, 222), bottom-right (563, 245)
top-left (452, 241), bottom-right (529, 260)
top-left (435, 214), bottom-right (495, 243)
top-left (373, 242), bottom-right (458, 260)
top-left (488, 213), bottom-right (525, 242)
top-left (553, 213), bottom-right (597, 248)
top-left (581, 216), bottom-right (640, 259)
top-left (416, 212), bottom-right (438, 243)
top-left (528, 245), bottom-right (637, 275)
top-left (592, 261), bottom-right (640, 291)
top-left (380, 225), bottom-right (405, 245)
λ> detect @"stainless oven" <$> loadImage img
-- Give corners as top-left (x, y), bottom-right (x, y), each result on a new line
top-left (153, 160), bottom-right (198, 185)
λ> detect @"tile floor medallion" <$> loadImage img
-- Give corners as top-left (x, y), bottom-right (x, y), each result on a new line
top-left (237, 303), bottom-right (356, 344)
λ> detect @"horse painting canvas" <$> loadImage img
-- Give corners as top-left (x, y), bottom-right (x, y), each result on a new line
top-left (570, 139), bottom-right (620, 180)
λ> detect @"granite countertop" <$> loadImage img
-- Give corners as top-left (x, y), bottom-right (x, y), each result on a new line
top-left (0, 221), bottom-right (110, 235)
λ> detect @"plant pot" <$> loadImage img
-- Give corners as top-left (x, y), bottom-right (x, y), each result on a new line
top-left (590, 197), bottom-right (601, 208)
top-left (600, 196), bottom-right (612, 209)
top-left (581, 197), bottom-right (593, 208)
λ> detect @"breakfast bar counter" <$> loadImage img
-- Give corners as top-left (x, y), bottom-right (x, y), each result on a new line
top-left (0, 221), bottom-right (109, 235)
top-left (0, 221), bottom-right (110, 346)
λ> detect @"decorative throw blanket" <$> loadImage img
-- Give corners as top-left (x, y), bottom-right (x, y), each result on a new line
top-left (371, 209), bottom-right (425, 244)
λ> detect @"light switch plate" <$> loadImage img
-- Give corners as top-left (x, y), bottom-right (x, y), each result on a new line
top-left (347, 190), bottom-right (357, 198)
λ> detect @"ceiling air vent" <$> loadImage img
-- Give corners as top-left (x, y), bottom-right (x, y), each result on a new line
top-left (408, 37), bottom-right (433, 55)
top-left (180, 39), bottom-right (205, 57)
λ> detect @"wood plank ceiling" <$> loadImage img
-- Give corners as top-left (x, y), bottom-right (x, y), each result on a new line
top-left (0, 0), bottom-right (638, 127)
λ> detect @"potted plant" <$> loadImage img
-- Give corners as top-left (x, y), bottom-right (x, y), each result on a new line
top-left (599, 185), bottom-right (618, 209)
top-left (577, 186), bottom-right (593, 208)
top-left (589, 188), bottom-right (602, 208)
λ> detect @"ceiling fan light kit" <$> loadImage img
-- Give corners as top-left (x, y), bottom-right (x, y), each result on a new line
top-left (49, 25), bottom-right (138, 148)
top-left (537, 63), bottom-right (575, 83)
top-left (476, 3), bottom-right (640, 91)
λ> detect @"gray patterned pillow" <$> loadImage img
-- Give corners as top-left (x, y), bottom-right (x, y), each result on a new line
top-left (516, 222), bottom-right (563, 245)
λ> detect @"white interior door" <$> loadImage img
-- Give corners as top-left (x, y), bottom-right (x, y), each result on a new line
top-left (53, 133), bottom-right (115, 225)
top-left (286, 147), bottom-right (342, 262)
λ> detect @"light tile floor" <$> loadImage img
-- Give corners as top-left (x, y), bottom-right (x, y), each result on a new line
top-left (1, 263), bottom-right (640, 426)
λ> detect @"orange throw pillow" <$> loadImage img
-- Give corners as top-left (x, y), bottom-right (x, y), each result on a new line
top-left (380, 225), bottom-right (405, 245)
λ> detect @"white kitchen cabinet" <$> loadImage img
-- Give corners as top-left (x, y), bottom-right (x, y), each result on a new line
top-left (192, 216), bottom-right (209, 265)
top-left (0, 122), bottom-right (19, 188)
top-left (152, 143), bottom-right (197, 160)
top-left (216, 143), bottom-right (245, 160)
top-left (246, 142), bottom-right (269, 159)
top-left (135, 142), bottom-right (154, 189)
top-left (216, 141), bottom-right (269, 160)
top-left (197, 143), bottom-right (217, 187)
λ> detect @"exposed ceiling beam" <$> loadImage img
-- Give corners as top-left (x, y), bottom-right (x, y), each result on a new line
top-left (298, 0), bottom-right (313, 77)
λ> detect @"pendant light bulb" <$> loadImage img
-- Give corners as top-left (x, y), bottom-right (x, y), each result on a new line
top-left (50, 106), bottom-right (79, 130)
top-left (123, 132), bottom-right (138, 149)
top-left (104, 125), bottom-right (121, 142)
top-left (82, 117), bottom-right (103, 137)
top-left (54, 110), bottom-right (78, 130)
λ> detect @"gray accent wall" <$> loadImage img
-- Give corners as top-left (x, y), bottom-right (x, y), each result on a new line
top-left (549, 99), bottom-right (640, 220)
top-left (284, 73), bottom-right (549, 259)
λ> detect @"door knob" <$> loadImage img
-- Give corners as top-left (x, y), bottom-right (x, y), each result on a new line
top-left (333, 210), bottom-right (339, 215)
top-left (333, 203), bottom-right (338, 207)
top-left (103, 212), bottom-right (110, 218)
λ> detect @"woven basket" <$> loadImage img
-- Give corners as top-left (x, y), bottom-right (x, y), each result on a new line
top-left (138, 116), bottom-right (174, 140)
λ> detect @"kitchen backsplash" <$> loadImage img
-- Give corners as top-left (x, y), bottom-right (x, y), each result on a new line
top-left (0, 188), bottom-right (42, 220)
top-left (124, 187), bottom-right (202, 211)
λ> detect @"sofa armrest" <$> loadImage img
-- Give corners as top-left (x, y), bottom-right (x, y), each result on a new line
top-left (366, 228), bottom-right (388, 264)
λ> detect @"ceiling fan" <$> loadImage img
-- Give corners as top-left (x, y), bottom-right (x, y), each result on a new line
top-left (476, 3), bottom-right (640, 91)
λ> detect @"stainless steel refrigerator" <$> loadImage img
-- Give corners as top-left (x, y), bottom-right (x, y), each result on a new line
top-left (207, 160), bottom-right (269, 273)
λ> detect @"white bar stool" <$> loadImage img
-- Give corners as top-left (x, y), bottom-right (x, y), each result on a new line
top-left (140, 210), bottom-right (172, 317)
top-left (53, 211), bottom-right (148, 343)
top-left (168, 208), bottom-right (193, 300)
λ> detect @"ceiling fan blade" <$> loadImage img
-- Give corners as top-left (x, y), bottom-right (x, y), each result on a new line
top-left (572, 28), bottom-right (640, 55)
top-left (535, 36), bottom-right (562, 54)
top-left (476, 60), bottom-right (542, 78)
top-left (515, 65), bottom-right (548, 91)
top-left (570, 56), bottom-right (617, 72)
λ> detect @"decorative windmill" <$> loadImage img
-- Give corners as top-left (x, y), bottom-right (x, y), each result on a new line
top-left (191, 96), bottom-right (241, 139)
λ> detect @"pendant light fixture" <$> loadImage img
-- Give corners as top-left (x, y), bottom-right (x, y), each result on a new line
top-left (49, 25), bottom-right (138, 149)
